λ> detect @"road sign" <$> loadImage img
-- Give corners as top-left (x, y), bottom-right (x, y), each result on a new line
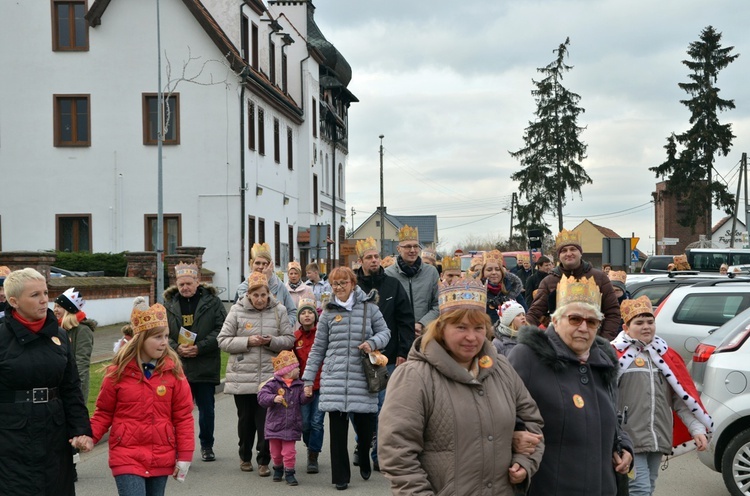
top-left (662, 237), bottom-right (679, 245)
top-left (631, 249), bottom-right (639, 263)
top-left (631, 237), bottom-right (640, 250)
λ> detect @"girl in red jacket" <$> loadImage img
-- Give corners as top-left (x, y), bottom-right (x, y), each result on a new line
top-left (82, 297), bottom-right (195, 496)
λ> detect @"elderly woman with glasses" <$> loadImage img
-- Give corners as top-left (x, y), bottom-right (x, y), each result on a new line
top-left (302, 267), bottom-right (390, 491)
top-left (508, 275), bottom-right (633, 496)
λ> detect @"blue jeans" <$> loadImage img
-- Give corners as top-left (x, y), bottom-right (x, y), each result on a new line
top-left (301, 390), bottom-right (325, 453)
top-left (630, 452), bottom-right (662, 496)
top-left (114, 475), bottom-right (168, 496)
top-left (190, 382), bottom-right (216, 449)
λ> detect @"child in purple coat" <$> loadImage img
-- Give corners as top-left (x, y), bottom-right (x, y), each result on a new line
top-left (258, 350), bottom-right (313, 485)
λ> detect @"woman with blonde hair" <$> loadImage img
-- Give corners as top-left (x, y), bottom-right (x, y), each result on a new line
top-left (483, 250), bottom-right (527, 324)
top-left (53, 287), bottom-right (96, 401)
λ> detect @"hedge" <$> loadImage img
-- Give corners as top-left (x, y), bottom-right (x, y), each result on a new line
top-left (54, 251), bottom-right (128, 276)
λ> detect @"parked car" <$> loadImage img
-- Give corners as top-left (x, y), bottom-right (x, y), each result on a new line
top-left (696, 320), bottom-right (750, 496)
top-left (654, 278), bottom-right (750, 362)
top-left (626, 272), bottom-right (724, 309)
top-left (691, 307), bottom-right (750, 392)
top-left (640, 255), bottom-right (675, 273)
top-left (686, 248), bottom-right (750, 272)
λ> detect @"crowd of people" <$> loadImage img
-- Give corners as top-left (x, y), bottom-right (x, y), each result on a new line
top-left (0, 226), bottom-right (715, 495)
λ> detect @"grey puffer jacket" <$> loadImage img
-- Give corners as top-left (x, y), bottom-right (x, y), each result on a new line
top-left (301, 286), bottom-right (391, 414)
top-left (385, 259), bottom-right (440, 327)
top-left (218, 296), bottom-right (294, 395)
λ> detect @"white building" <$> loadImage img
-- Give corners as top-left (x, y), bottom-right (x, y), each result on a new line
top-left (0, 0), bottom-right (355, 296)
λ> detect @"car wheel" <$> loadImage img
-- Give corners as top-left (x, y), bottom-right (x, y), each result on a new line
top-left (722, 427), bottom-right (750, 496)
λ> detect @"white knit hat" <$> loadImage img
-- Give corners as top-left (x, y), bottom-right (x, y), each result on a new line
top-left (500, 300), bottom-right (525, 328)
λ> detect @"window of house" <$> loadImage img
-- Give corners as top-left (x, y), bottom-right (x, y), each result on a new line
top-left (274, 222), bottom-right (281, 263)
top-left (269, 41), bottom-right (276, 85)
top-left (56, 214), bottom-right (91, 252)
top-left (258, 107), bottom-right (265, 155)
top-left (241, 15), bottom-right (249, 63)
top-left (312, 98), bottom-right (317, 138)
top-left (282, 53), bottom-right (288, 93)
top-left (325, 154), bottom-right (329, 193)
top-left (248, 101), bottom-right (255, 150)
top-left (52, 1), bottom-right (88, 51)
top-left (248, 215), bottom-right (256, 248)
top-left (251, 23), bottom-right (259, 69)
top-left (258, 218), bottom-right (266, 244)
top-left (288, 225), bottom-right (294, 264)
top-left (273, 118), bottom-right (280, 163)
top-left (313, 174), bottom-right (319, 214)
top-left (142, 93), bottom-right (180, 145)
top-left (144, 214), bottom-right (181, 255)
top-left (54, 94), bottom-right (90, 146)
top-left (338, 163), bottom-right (344, 199)
top-left (287, 126), bottom-right (293, 170)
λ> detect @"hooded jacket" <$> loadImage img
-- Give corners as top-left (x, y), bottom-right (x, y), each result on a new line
top-left (257, 375), bottom-right (313, 441)
top-left (385, 259), bottom-right (440, 327)
top-left (164, 284), bottom-right (227, 384)
top-left (378, 337), bottom-right (544, 496)
top-left (69, 317), bottom-right (96, 400)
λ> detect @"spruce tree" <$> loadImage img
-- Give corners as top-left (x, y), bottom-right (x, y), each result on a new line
top-left (650, 26), bottom-right (739, 235)
top-left (510, 37), bottom-right (589, 235)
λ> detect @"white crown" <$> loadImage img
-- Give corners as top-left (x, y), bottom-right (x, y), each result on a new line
top-left (62, 287), bottom-right (85, 311)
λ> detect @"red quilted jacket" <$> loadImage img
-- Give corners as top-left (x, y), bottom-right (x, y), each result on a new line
top-left (90, 357), bottom-right (194, 477)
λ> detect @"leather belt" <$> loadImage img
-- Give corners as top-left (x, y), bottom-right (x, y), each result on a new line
top-left (0, 387), bottom-right (60, 403)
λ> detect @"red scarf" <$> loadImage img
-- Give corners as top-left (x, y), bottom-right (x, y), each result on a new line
top-left (12, 309), bottom-right (46, 333)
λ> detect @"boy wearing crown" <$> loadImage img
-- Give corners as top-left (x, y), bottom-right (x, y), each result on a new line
top-left (612, 295), bottom-right (711, 496)
top-left (165, 261), bottom-right (228, 462)
top-left (527, 229), bottom-right (622, 339)
top-left (384, 225), bottom-right (440, 337)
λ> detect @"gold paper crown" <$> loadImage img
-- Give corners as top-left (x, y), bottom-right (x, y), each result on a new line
top-left (673, 255), bottom-right (690, 271)
top-left (442, 256), bottom-right (462, 272)
top-left (174, 261), bottom-right (199, 279)
top-left (273, 350), bottom-right (299, 373)
top-left (287, 261), bottom-right (301, 273)
top-left (516, 253), bottom-right (530, 263)
top-left (356, 237), bottom-right (378, 258)
top-left (381, 256), bottom-right (396, 268)
top-left (555, 229), bottom-right (582, 249)
top-left (620, 295), bottom-right (654, 325)
top-left (484, 250), bottom-right (503, 265)
top-left (130, 297), bottom-right (168, 334)
top-left (0, 266), bottom-right (10, 277)
top-left (608, 270), bottom-right (627, 284)
top-left (469, 254), bottom-right (485, 270)
top-left (556, 275), bottom-right (602, 309)
top-left (298, 297), bottom-right (316, 311)
top-left (438, 275), bottom-right (487, 314)
top-left (421, 248), bottom-right (437, 261)
top-left (398, 225), bottom-right (419, 242)
top-left (251, 242), bottom-right (272, 261)
top-left (247, 271), bottom-right (269, 289)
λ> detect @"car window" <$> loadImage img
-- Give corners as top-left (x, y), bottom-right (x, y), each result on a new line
top-left (630, 284), bottom-right (674, 307)
top-left (674, 293), bottom-right (749, 327)
top-left (732, 253), bottom-right (750, 266)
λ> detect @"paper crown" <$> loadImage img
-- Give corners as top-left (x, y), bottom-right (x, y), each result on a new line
top-left (673, 255), bottom-right (691, 271)
top-left (621, 295), bottom-right (654, 325)
top-left (516, 253), bottom-right (530, 263)
top-left (247, 271), bottom-right (269, 290)
top-left (297, 297), bottom-right (316, 313)
top-left (397, 225), bottom-right (419, 242)
top-left (381, 256), bottom-right (396, 268)
top-left (130, 296), bottom-right (168, 334)
top-left (442, 256), bottom-right (462, 272)
top-left (287, 261), bottom-right (301, 273)
top-left (356, 237), bottom-right (378, 258)
top-left (484, 250), bottom-right (503, 266)
top-left (421, 248), bottom-right (437, 262)
top-left (555, 229), bottom-right (582, 250)
top-left (55, 287), bottom-right (85, 315)
top-left (251, 242), bottom-right (272, 261)
top-left (556, 275), bottom-right (601, 309)
top-left (608, 270), bottom-right (627, 284)
top-left (273, 350), bottom-right (299, 376)
top-left (438, 275), bottom-right (487, 314)
top-left (469, 254), bottom-right (485, 268)
top-left (174, 262), bottom-right (199, 279)
top-left (0, 266), bottom-right (10, 277)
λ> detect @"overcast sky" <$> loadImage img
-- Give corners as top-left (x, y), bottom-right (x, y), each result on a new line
top-left (314, 0), bottom-right (750, 255)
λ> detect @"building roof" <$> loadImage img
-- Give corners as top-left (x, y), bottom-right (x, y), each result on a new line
top-left (712, 215), bottom-right (747, 233)
top-left (351, 208), bottom-right (438, 245)
top-left (573, 219), bottom-right (621, 238)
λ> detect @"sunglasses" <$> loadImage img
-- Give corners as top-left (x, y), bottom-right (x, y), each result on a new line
top-left (563, 314), bottom-right (601, 330)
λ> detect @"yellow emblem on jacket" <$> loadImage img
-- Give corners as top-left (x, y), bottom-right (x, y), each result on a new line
top-left (573, 394), bottom-right (585, 408)
top-left (334, 315), bottom-right (343, 322)
top-left (634, 357), bottom-right (646, 367)
top-left (51, 336), bottom-right (61, 346)
top-left (156, 385), bottom-right (167, 396)
top-left (478, 355), bottom-right (493, 368)
top-left (244, 322), bottom-right (253, 330)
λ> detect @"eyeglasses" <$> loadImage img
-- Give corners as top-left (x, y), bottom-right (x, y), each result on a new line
top-left (399, 244), bottom-right (422, 251)
top-left (563, 314), bottom-right (601, 330)
top-left (331, 281), bottom-right (350, 288)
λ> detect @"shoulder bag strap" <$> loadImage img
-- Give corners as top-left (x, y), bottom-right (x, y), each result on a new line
top-left (361, 301), bottom-right (368, 343)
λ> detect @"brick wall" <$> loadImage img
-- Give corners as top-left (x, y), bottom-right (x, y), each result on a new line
top-left (652, 181), bottom-right (708, 255)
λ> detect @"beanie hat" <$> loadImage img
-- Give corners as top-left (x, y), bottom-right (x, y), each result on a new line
top-left (500, 300), bottom-right (525, 328)
top-left (297, 297), bottom-right (318, 323)
top-left (55, 287), bottom-right (85, 315)
top-left (273, 350), bottom-right (299, 377)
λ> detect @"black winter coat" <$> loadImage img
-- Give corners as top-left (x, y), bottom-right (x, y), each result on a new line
top-left (0, 308), bottom-right (92, 496)
top-left (507, 327), bottom-right (633, 496)
top-left (165, 284), bottom-right (228, 384)
top-left (356, 267), bottom-right (415, 364)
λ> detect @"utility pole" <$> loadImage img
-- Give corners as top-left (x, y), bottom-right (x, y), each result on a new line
top-left (350, 207), bottom-right (356, 235)
top-left (731, 155), bottom-right (744, 248)
top-left (379, 135), bottom-right (385, 257)
top-left (155, 0), bottom-right (165, 303)
top-left (509, 192), bottom-right (516, 244)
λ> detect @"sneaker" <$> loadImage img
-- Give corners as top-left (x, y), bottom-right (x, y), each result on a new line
top-left (258, 464), bottom-right (271, 477)
top-left (201, 448), bottom-right (216, 462)
top-left (240, 461), bottom-right (253, 472)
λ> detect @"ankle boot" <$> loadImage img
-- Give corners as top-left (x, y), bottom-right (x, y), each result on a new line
top-left (307, 450), bottom-right (319, 474)
top-left (285, 468), bottom-right (298, 486)
top-left (272, 465), bottom-right (284, 482)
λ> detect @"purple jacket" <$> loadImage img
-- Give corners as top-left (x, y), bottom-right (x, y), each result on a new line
top-left (258, 376), bottom-right (313, 441)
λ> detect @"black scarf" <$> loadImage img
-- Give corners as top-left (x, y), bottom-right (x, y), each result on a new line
top-left (397, 255), bottom-right (422, 278)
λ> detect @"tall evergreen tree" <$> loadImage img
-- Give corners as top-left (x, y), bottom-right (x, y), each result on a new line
top-left (510, 37), bottom-right (589, 235)
top-left (650, 26), bottom-right (739, 235)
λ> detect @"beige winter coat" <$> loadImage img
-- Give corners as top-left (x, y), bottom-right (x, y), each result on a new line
top-left (378, 336), bottom-right (545, 496)
top-left (218, 296), bottom-right (294, 395)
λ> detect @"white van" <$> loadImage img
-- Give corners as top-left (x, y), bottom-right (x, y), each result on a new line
top-left (685, 248), bottom-right (750, 272)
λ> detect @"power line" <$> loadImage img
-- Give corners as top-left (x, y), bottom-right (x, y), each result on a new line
top-left (564, 201), bottom-right (653, 219)
top-left (441, 212), bottom-right (504, 230)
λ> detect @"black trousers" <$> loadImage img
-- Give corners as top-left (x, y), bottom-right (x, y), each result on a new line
top-left (234, 394), bottom-right (270, 465)
top-left (329, 411), bottom-right (374, 485)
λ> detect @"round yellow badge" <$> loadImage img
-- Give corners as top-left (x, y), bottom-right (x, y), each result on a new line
top-left (334, 315), bottom-right (343, 322)
top-left (573, 394), bottom-right (585, 409)
top-left (298, 340), bottom-right (304, 347)
top-left (156, 385), bottom-right (167, 396)
top-left (634, 357), bottom-right (645, 367)
top-left (51, 336), bottom-right (61, 346)
top-left (478, 355), bottom-right (493, 368)
top-left (244, 322), bottom-right (253, 330)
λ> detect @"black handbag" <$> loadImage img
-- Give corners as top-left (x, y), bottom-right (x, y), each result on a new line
top-left (360, 302), bottom-right (389, 393)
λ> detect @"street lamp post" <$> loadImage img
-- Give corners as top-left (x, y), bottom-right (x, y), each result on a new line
top-left (155, 0), bottom-right (165, 303)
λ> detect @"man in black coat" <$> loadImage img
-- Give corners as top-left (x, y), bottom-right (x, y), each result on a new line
top-left (354, 237), bottom-right (415, 471)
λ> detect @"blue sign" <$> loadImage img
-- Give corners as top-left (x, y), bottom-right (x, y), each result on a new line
top-left (631, 249), bottom-right (639, 263)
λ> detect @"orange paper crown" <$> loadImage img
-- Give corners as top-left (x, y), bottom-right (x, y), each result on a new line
top-left (673, 255), bottom-right (691, 271)
top-left (556, 275), bottom-right (602, 309)
top-left (608, 270), bottom-right (627, 284)
top-left (469, 254), bottom-right (485, 270)
top-left (0, 266), bottom-right (10, 278)
top-left (130, 297), bottom-right (168, 334)
top-left (287, 261), bottom-right (301, 273)
top-left (621, 295), bottom-right (654, 325)
top-left (273, 350), bottom-right (299, 374)
top-left (175, 262), bottom-right (199, 279)
top-left (441, 256), bottom-right (462, 272)
top-left (516, 253), bottom-right (530, 263)
top-left (251, 242), bottom-right (272, 261)
top-left (397, 225), bottom-right (419, 242)
top-left (484, 250), bottom-right (503, 266)
top-left (555, 229), bottom-right (582, 249)
top-left (247, 271), bottom-right (269, 290)
top-left (438, 275), bottom-right (487, 314)
top-left (381, 256), bottom-right (396, 268)
top-left (356, 237), bottom-right (378, 258)
top-left (421, 248), bottom-right (437, 262)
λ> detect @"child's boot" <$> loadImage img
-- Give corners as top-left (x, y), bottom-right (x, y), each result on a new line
top-left (307, 450), bottom-right (319, 474)
top-left (285, 468), bottom-right (298, 486)
top-left (272, 465), bottom-right (284, 482)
